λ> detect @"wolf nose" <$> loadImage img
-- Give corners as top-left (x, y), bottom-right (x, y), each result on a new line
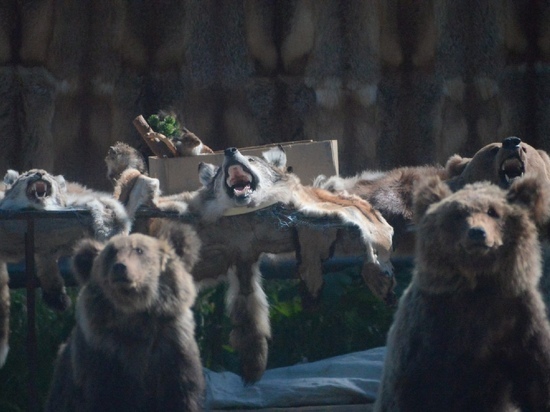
top-left (111, 262), bottom-right (129, 283)
top-left (225, 147), bottom-right (238, 157)
top-left (468, 227), bottom-right (486, 241)
top-left (502, 136), bottom-right (521, 149)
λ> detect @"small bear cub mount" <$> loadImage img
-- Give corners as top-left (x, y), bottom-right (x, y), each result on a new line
top-left (45, 233), bottom-right (205, 412)
top-left (374, 177), bottom-right (550, 412)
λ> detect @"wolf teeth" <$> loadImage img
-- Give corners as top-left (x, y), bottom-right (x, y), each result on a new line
top-left (233, 185), bottom-right (252, 197)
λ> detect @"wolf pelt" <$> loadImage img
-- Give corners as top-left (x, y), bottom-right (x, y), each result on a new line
top-left (132, 146), bottom-right (395, 301)
top-left (115, 145), bottom-right (395, 383)
top-left (45, 233), bottom-right (204, 412)
top-left (0, 169), bottom-right (130, 368)
top-left (314, 165), bottom-right (448, 256)
top-left (374, 176), bottom-right (550, 412)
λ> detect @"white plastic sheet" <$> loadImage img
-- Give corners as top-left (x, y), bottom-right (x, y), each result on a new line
top-left (204, 346), bottom-right (385, 410)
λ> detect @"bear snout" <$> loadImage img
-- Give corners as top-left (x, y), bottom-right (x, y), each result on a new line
top-left (468, 227), bottom-right (486, 242)
top-left (110, 262), bottom-right (131, 284)
top-left (461, 226), bottom-right (495, 254)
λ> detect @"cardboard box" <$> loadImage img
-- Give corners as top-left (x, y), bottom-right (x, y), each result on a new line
top-left (149, 140), bottom-right (339, 194)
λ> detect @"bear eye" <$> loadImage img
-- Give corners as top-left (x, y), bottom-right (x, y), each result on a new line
top-left (248, 157), bottom-right (255, 162)
top-left (487, 207), bottom-right (499, 218)
top-left (134, 247), bottom-right (143, 255)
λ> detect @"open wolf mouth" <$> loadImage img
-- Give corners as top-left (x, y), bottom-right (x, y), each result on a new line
top-left (26, 179), bottom-right (52, 202)
top-left (499, 155), bottom-right (524, 186)
top-left (225, 163), bottom-right (257, 200)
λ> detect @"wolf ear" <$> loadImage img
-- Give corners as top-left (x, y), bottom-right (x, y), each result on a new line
top-left (198, 162), bottom-right (218, 186)
top-left (445, 154), bottom-right (470, 177)
top-left (72, 238), bottom-right (103, 285)
top-left (54, 174), bottom-right (67, 192)
top-left (413, 176), bottom-right (452, 224)
top-left (507, 177), bottom-right (550, 225)
top-left (262, 145), bottom-right (287, 170)
top-left (3, 170), bottom-right (19, 187)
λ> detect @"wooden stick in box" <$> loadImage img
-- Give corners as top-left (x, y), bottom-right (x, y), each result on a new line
top-left (133, 115), bottom-right (178, 158)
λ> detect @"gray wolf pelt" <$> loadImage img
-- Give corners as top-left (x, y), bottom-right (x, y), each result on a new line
top-left (114, 145), bottom-right (395, 383)
top-left (0, 168), bottom-right (130, 368)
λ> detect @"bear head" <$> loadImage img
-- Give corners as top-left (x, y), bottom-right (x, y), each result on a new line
top-left (72, 233), bottom-right (195, 314)
top-left (445, 136), bottom-right (550, 190)
top-left (412, 176), bottom-right (550, 294)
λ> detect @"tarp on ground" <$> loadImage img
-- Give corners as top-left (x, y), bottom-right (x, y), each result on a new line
top-left (204, 346), bottom-right (385, 410)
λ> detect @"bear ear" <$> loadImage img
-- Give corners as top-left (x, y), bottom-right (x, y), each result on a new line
top-left (507, 177), bottom-right (550, 225)
top-left (72, 238), bottom-right (103, 285)
top-left (413, 176), bottom-right (452, 223)
top-left (198, 162), bottom-right (218, 187)
top-left (262, 145), bottom-right (287, 170)
top-left (445, 154), bottom-right (470, 177)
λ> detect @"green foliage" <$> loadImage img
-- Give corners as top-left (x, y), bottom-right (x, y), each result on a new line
top-left (0, 289), bottom-right (77, 412)
top-left (0, 264), bottom-right (411, 410)
top-left (147, 113), bottom-right (181, 139)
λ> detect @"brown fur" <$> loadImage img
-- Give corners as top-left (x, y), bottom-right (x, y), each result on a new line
top-left (118, 146), bottom-right (395, 383)
top-left (375, 176), bottom-right (550, 411)
top-left (315, 165), bottom-right (449, 255)
top-left (446, 136), bottom-right (550, 191)
top-left (45, 233), bottom-right (204, 412)
top-left (444, 136), bottom-right (550, 314)
top-left (105, 142), bottom-right (147, 187)
top-left (0, 168), bottom-right (131, 368)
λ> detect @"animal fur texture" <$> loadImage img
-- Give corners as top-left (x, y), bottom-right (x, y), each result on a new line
top-left (0, 169), bottom-right (131, 368)
top-left (446, 136), bottom-right (550, 191)
top-left (445, 136), bottom-right (550, 314)
top-left (314, 165), bottom-right (448, 256)
top-left (113, 145), bottom-right (395, 383)
top-left (104, 142), bottom-right (148, 188)
top-left (432, 0), bottom-right (531, 164)
top-left (1, 2), bottom-right (547, 190)
top-left (374, 176), bottom-right (550, 411)
top-left (45, 233), bottom-right (204, 412)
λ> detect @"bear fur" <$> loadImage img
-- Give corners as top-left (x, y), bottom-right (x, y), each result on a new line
top-left (115, 145), bottom-right (395, 383)
top-left (446, 136), bottom-right (550, 191)
top-left (314, 165), bottom-right (448, 256)
top-left (445, 136), bottom-right (550, 314)
top-left (45, 233), bottom-right (204, 412)
top-left (374, 176), bottom-right (550, 411)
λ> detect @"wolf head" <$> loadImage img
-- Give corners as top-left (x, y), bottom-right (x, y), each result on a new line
top-left (198, 146), bottom-right (295, 220)
top-left (0, 169), bottom-right (68, 210)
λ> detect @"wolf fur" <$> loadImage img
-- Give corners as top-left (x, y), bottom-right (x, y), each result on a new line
top-left (314, 165), bottom-right (448, 256)
top-left (114, 145), bottom-right (395, 383)
top-left (0, 169), bottom-right (131, 368)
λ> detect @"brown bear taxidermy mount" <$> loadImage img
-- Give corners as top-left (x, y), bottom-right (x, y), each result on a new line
top-left (375, 176), bottom-right (550, 411)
